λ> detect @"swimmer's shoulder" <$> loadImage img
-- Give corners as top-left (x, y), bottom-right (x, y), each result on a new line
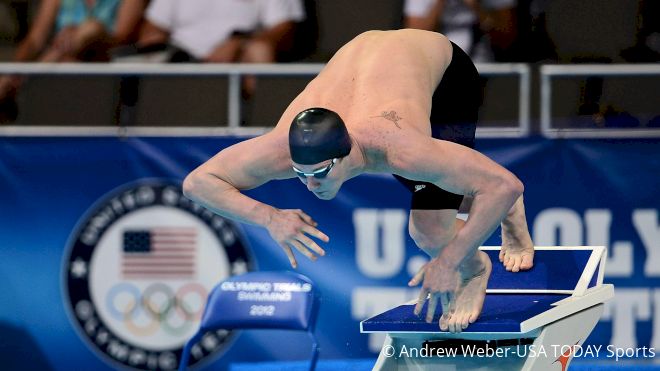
top-left (354, 29), bottom-right (451, 50)
top-left (396, 29), bottom-right (453, 66)
top-left (351, 117), bottom-right (429, 173)
top-left (350, 29), bottom-right (449, 44)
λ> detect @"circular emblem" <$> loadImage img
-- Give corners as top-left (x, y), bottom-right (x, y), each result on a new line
top-left (62, 180), bottom-right (253, 370)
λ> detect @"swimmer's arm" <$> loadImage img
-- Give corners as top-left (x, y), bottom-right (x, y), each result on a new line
top-left (393, 136), bottom-right (524, 268)
top-left (184, 133), bottom-right (329, 268)
top-left (183, 133), bottom-right (292, 227)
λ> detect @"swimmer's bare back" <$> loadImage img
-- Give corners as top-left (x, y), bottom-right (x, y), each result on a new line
top-left (272, 30), bottom-right (454, 137)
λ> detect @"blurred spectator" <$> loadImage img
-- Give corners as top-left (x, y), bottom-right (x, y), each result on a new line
top-left (0, 2), bottom-right (19, 45)
top-left (515, 0), bottom-right (556, 62)
top-left (0, 0), bottom-right (148, 123)
top-left (621, 0), bottom-right (660, 62)
top-left (137, 0), bottom-right (305, 63)
top-left (403, 0), bottom-right (518, 62)
top-left (135, 0), bottom-right (306, 97)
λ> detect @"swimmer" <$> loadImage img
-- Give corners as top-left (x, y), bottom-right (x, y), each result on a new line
top-left (183, 29), bottom-right (534, 333)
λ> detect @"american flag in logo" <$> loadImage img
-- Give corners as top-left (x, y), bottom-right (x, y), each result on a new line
top-left (122, 228), bottom-right (197, 279)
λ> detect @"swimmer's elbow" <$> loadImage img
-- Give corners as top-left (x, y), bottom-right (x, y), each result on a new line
top-left (513, 177), bottom-right (525, 197)
top-left (183, 168), bottom-right (236, 203)
top-left (182, 171), bottom-right (201, 201)
top-left (183, 170), bottom-right (218, 202)
top-left (499, 173), bottom-right (524, 202)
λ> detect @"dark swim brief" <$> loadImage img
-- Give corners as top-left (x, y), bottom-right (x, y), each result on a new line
top-left (393, 41), bottom-right (480, 210)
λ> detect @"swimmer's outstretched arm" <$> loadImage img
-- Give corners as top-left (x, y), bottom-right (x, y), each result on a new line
top-left (183, 133), bottom-right (329, 268)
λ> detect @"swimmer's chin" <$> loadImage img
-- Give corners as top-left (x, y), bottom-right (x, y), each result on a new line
top-left (313, 191), bottom-right (336, 200)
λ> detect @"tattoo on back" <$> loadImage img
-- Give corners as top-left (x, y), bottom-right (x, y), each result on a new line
top-left (372, 110), bottom-right (402, 129)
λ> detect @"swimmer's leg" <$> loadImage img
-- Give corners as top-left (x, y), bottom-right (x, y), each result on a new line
top-left (500, 195), bottom-right (534, 272)
top-left (459, 195), bottom-right (534, 272)
top-left (408, 209), bottom-right (490, 333)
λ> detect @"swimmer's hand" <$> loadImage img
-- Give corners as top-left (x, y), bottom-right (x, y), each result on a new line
top-left (265, 209), bottom-right (329, 268)
top-left (409, 259), bottom-right (459, 328)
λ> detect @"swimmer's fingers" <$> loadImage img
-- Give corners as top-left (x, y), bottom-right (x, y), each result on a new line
top-left (301, 224), bottom-right (330, 243)
top-left (425, 293), bottom-right (439, 323)
top-left (294, 209), bottom-right (318, 227)
top-left (414, 287), bottom-right (429, 316)
top-left (439, 292), bottom-right (454, 331)
top-left (288, 240), bottom-right (318, 262)
top-left (408, 264), bottom-right (426, 287)
top-left (295, 234), bottom-right (326, 257)
top-left (280, 243), bottom-right (298, 269)
top-left (440, 292), bottom-right (456, 317)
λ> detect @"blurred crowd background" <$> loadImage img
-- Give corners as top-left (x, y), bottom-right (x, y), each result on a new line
top-left (0, 0), bottom-right (658, 130)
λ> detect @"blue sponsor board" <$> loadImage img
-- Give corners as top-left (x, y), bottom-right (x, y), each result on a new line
top-left (0, 136), bottom-right (658, 369)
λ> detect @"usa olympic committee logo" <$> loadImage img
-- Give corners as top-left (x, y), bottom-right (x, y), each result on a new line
top-left (62, 180), bottom-right (253, 370)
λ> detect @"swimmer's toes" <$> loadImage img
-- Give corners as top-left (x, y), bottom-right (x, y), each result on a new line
top-left (521, 254), bottom-right (534, 270)
top-left (461, 314), bottom-right (470, 329)
top-left (511, 257), bottom-right (522, 272)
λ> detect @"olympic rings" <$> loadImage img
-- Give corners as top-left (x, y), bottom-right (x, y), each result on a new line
top-left (106, 283), bottom-right (141, 319)
top-left (104, 282), bottom-right (208, 337)
top-left (176, 282), bottom-right (208, 321)
top-left (124, 306), bottom-right (160, 337)
top-left (142, 283), bottom-right (175, 319)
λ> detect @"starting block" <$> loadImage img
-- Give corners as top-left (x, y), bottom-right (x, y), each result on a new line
top-left (361, 246), bottom-right (614, 371)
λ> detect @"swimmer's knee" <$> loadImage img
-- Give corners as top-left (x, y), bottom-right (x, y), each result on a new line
top-left (409, 216), bottom-right (455, 254)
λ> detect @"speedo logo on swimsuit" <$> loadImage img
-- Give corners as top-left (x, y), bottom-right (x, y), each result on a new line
top-left (414, 185), bottom-right (426, 192)
top-left (62, 180), bottom-right (253, 370)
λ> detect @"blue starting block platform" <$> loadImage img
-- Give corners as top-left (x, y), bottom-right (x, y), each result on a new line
top-left (361, 246), bottom-right (614, 371)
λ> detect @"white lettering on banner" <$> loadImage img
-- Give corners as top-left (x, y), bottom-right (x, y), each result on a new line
top-left (221, 282), bottom-right (272, 291)
top-left (237, 291), bottom-right (291, 302)
top-left (602, 289), bottom-right (651, 348)
top-left (107, 340), bottom-right (129, 361)
top-left (533, 208), bottom-right (583, 246)
top-left (354, 209), bottom-right (407, 278)
top-left (249, 305), bottom-right (276, 316)
top-left (351, 287), bottom-right (418, 352)
top-left (633, 210), bottom-right (660, 276)
top-left (585, 210), bottom-right (633, 277)
top-left (606, 241), bottom-right (635, 277)
top-left (127, 350), bottom-right (146, 367)
top-left (533, 208), bottom-right (637, 277)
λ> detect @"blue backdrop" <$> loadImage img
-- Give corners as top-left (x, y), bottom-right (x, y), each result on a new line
top-left (0, 135), bottom-right (658, 370)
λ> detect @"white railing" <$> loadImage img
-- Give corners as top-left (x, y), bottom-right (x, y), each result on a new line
top-left (0, 62), bottom-right (530, 137)
top-left (476, 63), bottom-right (530, 138)
top-left (540, 64), bottom-right (660, 138)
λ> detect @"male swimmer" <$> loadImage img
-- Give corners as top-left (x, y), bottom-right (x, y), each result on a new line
top-left (184, 29), bottom-right (534, 333)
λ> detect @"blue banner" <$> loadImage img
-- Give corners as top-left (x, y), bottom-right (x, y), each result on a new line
top-left (0, 136), bottom-right (658, 370)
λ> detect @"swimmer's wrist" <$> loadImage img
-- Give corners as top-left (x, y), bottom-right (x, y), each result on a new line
top-left (435, 243), bottom-right (464, 270)
top-left (260, 205), bottom-right (277, 228)
top-left (430, 254), bottom-right (459, 271)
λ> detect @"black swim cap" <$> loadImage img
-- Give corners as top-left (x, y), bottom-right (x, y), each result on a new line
top-left (289, 107), bottom-right (352, 165)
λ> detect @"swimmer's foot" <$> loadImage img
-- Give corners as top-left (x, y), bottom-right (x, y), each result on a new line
top-left (500, 221), bottom-right (534, 272)
top-left (441, 251), bottom-right (491, 333)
